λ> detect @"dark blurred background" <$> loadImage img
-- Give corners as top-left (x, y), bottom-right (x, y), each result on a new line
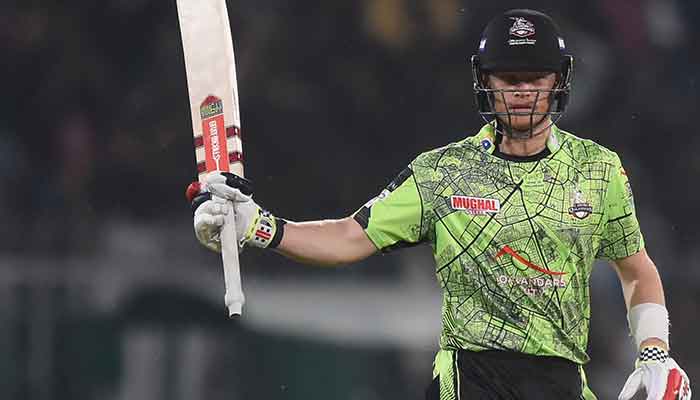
top-left (1, 1), bottom-right (699, 399)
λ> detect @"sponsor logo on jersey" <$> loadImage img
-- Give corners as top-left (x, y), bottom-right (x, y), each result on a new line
top-left (481, 139), bottom-right (492, 150)
top-left (495, 245), bottom-right (567, 296)
top-left (569, 190), bottom-right (593, 219)
top-left (497, 275), bottom-right (567, 296)
top-left (451, 196), bottom-right (500, 215)
top-left (508, 17), bottom-right (536, 46)
top-left (495, 245), bottom-right (566, 276)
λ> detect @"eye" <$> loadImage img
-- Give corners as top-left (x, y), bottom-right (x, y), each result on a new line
top-left (498, 74), bottom-right (520, 85)
top-left (535, 73), bottom-right (556, 84)
top-left (507, 77), bottom-right (522, 85)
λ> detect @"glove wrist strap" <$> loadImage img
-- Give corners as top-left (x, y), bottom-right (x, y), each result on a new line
top-left (268, 218), bottom-right (286, 248)
top-left (246, 210), bottom-right (285, 249)
top-left (637, 345), bottom-right (669, 366)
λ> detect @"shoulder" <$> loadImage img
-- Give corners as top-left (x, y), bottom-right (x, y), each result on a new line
top-left (411, 134), bottom-right (482, 170)
top-left (556, 128), bottom-right (622, 167)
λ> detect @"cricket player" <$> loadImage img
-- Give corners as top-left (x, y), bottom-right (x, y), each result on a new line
top-left (188, 9), bottom-right (691, 400)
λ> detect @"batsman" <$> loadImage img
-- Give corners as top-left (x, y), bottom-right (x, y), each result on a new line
top-left (187, 9), bottom-right (691, 400)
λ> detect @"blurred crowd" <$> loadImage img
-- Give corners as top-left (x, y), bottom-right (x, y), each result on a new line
top-left (1, 1), bottom-right (699, 399)
top-left (2, 0), bottom-right (699, 257)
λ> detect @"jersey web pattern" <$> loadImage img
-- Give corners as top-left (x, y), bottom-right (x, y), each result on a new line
top-left (409, 128), bottom-right (642, 364)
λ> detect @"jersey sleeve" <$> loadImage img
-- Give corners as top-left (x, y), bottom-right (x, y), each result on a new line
top-left (353, 166), bottom-right (425, 253)
top-left (596, 154), bottom-right (645, 260)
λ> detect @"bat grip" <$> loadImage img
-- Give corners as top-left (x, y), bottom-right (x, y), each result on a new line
top-left (216, 194), bottom-right (245, 316)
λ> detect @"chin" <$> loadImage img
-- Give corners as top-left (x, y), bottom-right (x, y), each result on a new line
top-left (502, 120), bottom-right (537, 132)
top-left (497, 115), bottom-right (549, 135)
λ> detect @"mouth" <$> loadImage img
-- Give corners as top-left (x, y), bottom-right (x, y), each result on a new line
top-left (509, 105), bottom-right (534, 112)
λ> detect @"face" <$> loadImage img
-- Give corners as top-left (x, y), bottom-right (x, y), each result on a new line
top-left (486, 72), bottom-right (557, 134)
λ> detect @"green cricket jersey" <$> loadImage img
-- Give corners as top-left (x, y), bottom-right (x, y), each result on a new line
top-left (354, 123), bottom-right (644, 365)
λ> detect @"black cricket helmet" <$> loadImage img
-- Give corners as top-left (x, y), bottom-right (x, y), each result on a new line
top-left (471, 9), bottom-right (573, 138)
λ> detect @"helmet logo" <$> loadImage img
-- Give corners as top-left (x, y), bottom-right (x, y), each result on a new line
top-left (509, 17), bottom-right (536, 38)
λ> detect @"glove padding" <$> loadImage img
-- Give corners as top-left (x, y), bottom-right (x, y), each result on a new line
top-left (193, 195), bottom-right (230, 252)
top-left (618, 346), bottom-right (691, 400)
top-left (189, 173), bottom-right (284, 251)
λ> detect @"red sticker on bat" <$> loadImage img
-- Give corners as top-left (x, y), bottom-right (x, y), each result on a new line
top-left (200, 95), bottom-right (230, 173)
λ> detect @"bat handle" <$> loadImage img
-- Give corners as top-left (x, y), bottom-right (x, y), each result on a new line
top-left (217, 194), bottom-right (245, 316)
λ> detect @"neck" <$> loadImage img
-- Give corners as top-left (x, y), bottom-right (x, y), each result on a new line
top-left (497, 122), bottom-right (552, 157)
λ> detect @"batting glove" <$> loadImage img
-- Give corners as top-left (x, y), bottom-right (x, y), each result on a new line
top-left (618, 346), bottom-right (691, 400)
top-left (186, 173), bottom-right (285, 251)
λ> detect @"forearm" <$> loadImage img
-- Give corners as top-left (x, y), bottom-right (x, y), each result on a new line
top-left (189, 173), bottom-right (378, 266)
top-left (613, 249), bottom-right (669, 350)
top-left (629, 267), bottom-right (668, 350)
top-left (629, 268), bottom-right (668, 350)
top-left (613, 258), bottom-right (690, 400)
top-left (275, 217), bottom-right (377, 267)
top-left (618, 258), bottom-right (665, 310)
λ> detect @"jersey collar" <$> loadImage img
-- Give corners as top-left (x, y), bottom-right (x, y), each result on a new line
top-left (474, 121), bottom-right (562, 155)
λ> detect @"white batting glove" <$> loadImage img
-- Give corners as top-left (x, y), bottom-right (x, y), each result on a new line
top-left (192, 195), bottom-right (230, 252)
top-left (187, 173), bottom-right (285, 251)
top-left (618, 346), bottom-right (691, 400)
top-left (204, 173), bottom-right (261, 245)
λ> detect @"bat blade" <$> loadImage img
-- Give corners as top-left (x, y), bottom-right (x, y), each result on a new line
top-left (176, 0), bottom-right (245, 316)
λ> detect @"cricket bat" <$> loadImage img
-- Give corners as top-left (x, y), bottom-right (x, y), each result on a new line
top-left (176, 0), bottom-right (245, 316)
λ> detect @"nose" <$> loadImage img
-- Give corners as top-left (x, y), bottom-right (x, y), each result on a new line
top-left (513, 82), bottom-right (536, 98)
